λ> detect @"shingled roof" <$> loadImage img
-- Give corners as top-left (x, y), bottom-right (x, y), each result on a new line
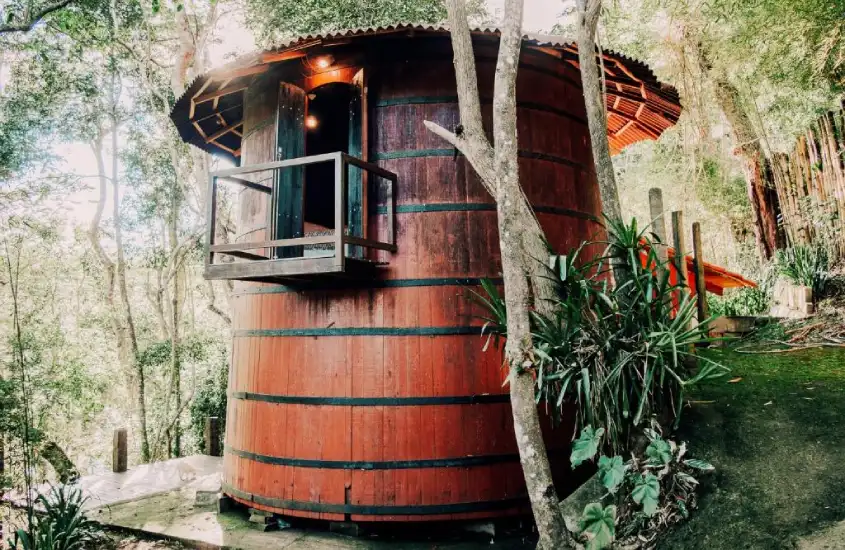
top-left (171, 23), bottom-right (682, 161)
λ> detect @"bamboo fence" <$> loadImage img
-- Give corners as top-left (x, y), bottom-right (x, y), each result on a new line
top-left (771, 106), bottom-right (845, 259)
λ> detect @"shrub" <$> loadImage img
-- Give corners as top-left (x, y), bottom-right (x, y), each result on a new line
top-left (473, 218), bottom-right (728, 452)
top-left (709, 286), bottom-right (771, 317)
top-left (9, 485), bottom-right (105, 550)
top-left (710, 266), bottom-right (775, 317)
top-left (189, 357), bottom-right (229, 451)
top-left (775, 245), bottom-right (830, 297)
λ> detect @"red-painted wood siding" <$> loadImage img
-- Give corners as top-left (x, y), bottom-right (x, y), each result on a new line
top-left (224, 49), bottom-right (602, 522)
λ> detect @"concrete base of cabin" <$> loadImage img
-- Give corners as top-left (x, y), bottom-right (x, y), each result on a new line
top-left (74, 456), bottom-right (534, 549)
top-left (95, 489), bottom-right (536, 549)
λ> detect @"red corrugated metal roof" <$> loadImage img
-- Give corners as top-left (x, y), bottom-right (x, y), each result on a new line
top-left (170, 23), bottom-right (682, 160)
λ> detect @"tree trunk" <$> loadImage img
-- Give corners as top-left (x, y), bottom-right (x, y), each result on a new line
top-left (156, 4), bottom-right (220, 459)
top-left (167, 185), bottom-right (183, 458)
top-left (89, 127), bottom-right (150, 463)
top-left (111, 110), bottom-right (150, 464)
top-left (37, 441), bottom-right (79, 484)
top-left (575, 0), bottom-right (632, 294)
top-left (424, 1), bottom-right (572, 547)
top-left (576, 0), bottom-right (622, 224)
top-left (699, 49), bottom-right (783, 260)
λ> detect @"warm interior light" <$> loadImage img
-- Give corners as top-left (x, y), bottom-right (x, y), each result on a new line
top-left (314, 56), bottom-right (332, 69)
top-left (305, 115), bottom-right (319, 129)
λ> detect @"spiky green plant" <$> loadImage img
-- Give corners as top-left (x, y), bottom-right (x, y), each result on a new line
top-left (473, 217), bottom-right (728, 452)
top-left (9, 485), bottom-right (104, 550)
top-left (775, 245), bottom-right (830, 297)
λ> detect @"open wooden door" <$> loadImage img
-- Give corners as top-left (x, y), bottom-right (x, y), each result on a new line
top-left (273, 82), bottom-right (306, 258)
top-left (346, 69), bottom-right (367, 258)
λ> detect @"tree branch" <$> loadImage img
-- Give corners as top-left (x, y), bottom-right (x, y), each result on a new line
top-left (0, 0), bottom-right (74, 34)
top-left (422, 120), bottom-right (496, 187)
top-left (583, 0), bottom-right (602, 36)
top-left (441, 0), bottom-right (490, 148)
top-left (206, 280), bottom-right (231, 325)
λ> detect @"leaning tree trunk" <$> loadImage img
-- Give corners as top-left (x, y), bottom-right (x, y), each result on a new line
top-left (424, 0), bottom-right (573, 547)
top-left (38, 441), bottom-right (80, 484)
top-left (698, 47), bottom-right (783, 260)
top-left (575, 0), bottom-right (632, 292)
top-left (576, 0), bottom-right (622, 224)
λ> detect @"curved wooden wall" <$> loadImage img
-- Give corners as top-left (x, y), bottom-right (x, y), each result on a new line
top-left (224, 48), bottom-right (603, 522)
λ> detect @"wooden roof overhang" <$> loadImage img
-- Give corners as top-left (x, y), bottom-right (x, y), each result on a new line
top-left (641, 244), bottom-right (756, 296)
top-left (667, 248), bottom-right (757, 296)
top-left (170, 23), bottom-right (682, 162)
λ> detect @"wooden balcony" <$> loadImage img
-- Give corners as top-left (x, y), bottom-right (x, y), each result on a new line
top-left (204, 152), bottom-right (396, 283)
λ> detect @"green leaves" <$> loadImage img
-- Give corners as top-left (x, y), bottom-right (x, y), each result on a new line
top-left (473, 217), bottom-right (729, 454)
top-left (598, 455), bottom-right (626, 493)
top-left (645, 438), bottom-right (673, 466)
top-left (776, 245), bottom-right (830, 297)
top-left (569, 428), bottom-right (714, 543)
top-left (684, 459), bottom-right (715, 471)
top-left (12, 485), bottom-right (104, 550)
top-left (632, 473), bottom-right (661, 516)
top-left (579, 503), bottom-right (616, 550)
top-left (245, 0), bottom-right (451, 47)
top-left (571, 426), bottom-right (605, 467)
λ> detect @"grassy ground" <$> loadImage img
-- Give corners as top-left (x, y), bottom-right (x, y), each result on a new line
top-left (660, 346), bottom-right (845, 549)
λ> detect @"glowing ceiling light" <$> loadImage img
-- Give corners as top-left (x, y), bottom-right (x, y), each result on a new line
top-left (314, 56), bottom-right (333, 69)
top-left (305, 115), bottom-right (319, 129)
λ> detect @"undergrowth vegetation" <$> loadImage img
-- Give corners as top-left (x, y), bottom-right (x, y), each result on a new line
top-left (475, 218), bottom-right (728, 452)
top-left (572, 424), bottom-right (715, 550)
top-left (775, 245), bottom-right (831, 298)
top-left (475, 218), bottom-right (728, 548)
top-left (8, 485), bottom-right (106, 550)
top-left (711, 242), bottom-right (844, 318)
top-left (710, 267), bottom-right (775, 317)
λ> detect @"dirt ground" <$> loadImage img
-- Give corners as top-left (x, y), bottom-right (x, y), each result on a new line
top-left (114, 537), bottom-right (182, 549)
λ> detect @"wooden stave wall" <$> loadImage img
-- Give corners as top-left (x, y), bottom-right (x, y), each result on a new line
top-left (224, 50), bottom-right (603, 522)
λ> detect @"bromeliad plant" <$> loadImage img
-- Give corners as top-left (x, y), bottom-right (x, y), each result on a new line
top-left (473, 217), bottom-right (728, 452)
top-left (571, 424), bottom-right (715, 550)
top-left (775, 244), bottom-right (830, 298)
top-left (8, 485), bottom-right (105, 550)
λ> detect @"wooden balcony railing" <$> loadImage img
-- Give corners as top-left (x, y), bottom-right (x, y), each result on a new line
top-left (204, 152), bottom-right (396, 282)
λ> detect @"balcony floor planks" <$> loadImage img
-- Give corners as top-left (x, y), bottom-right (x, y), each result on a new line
top-left (205, 256), bottom-right (386, 283)
top-left (224, 250), bottom-right (270, 261)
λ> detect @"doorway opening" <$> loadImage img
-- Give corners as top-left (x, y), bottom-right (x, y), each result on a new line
top-left (304, 82), bottom-right (358, 232)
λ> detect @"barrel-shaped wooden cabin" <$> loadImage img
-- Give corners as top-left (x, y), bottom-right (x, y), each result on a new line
top-left (170, 24), bottom-right (682, 522)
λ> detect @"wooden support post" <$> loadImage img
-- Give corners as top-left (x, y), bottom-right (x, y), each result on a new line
top-left (671, 211), bottom-right (689, 288)
top-left (692, 222), bottom-right (709, 323)
top-left (113, 428), bottom-right (127, 473)
top-left (204, 417), bottom-right (221, 457)
top-left (648, 188), bottom-right (667, 243)
top-left (649, 188), bottom-right (668, 266)
top-left (673, 212), bottom-right (695, 360)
